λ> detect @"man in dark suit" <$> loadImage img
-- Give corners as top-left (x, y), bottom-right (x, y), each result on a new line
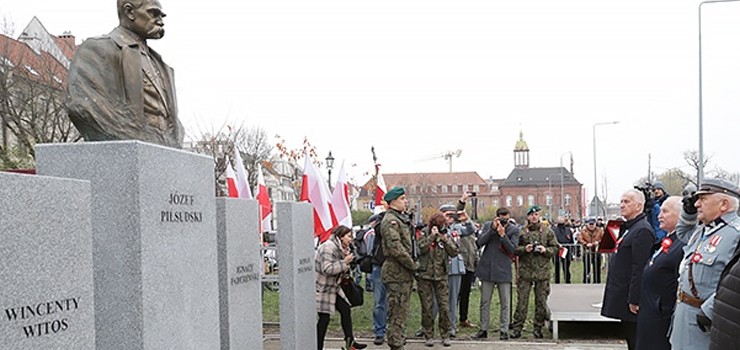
top-left (601, 189), bottom-right (656, 350)
top-left (636, 197), bottom-right (686, 350)
top-left (67, 0), bottom-right (184, 148)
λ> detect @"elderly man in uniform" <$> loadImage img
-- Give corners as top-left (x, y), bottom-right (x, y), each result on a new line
top-left (67, 0), bottom-right (184, 148)
top-left (601, 189), bottom-right (655, 350)
top-left (510, 205), bottom-right (559, 339)
top-left (670, 178), bottom-right (740, 350)
top-left (380, 187), bottom-right (419, 350)
top-left (635, 197), bottom-right (686, 350)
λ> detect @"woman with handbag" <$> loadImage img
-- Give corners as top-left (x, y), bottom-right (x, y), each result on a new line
top-left (315, 225), bottom-right (367, 350)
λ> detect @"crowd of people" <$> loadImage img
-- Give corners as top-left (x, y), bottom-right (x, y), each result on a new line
top-left (313, 178), bottom-right (740, 350)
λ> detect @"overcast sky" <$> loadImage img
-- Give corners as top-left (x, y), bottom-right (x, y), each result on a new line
top-left (2, 0), bottom-right (740, 203)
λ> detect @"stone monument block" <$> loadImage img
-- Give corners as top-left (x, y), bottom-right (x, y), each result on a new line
top-left (275, 202), bottom-right (316, 350)
top-left (216, 198), bottom-right (263, 350)
top-left (0, 172), bottom-right (94, 350)
top-left (35, 141), bottom-right (219, 350)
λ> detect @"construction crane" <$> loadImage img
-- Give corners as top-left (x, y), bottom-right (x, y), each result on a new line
top-left (416, 149), bottom-right (462, 172)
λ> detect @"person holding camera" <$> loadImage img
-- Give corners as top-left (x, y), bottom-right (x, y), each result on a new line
top-left (440, 203), bottom-right (475, 338)
top-left (472, 207), bottom-right (519, 340)
top-left (455, 192), bottom-right (480, 331)
top-left (417, 212), bottom-right (460, 347)
top-left (510, 205), bottom-right (559, 339)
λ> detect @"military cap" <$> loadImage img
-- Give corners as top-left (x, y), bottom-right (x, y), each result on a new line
top-left (439, 204), bottom-right (456, 212)
top-left (694, 178), bottom-right (740, 198)
top-left (526, 205), bottom-right (542, 215)
top-left (585, 218), bottom-right (596, 224)
top-left (383, 187), bottom-right (405, 202)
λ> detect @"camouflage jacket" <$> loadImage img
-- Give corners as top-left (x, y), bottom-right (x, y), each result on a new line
top-left (380, 208), bottom-right (418, 283)
top-left (515, 222), bottom-right (559, 280)
top-left (418, 227), bottom-right (460, 281)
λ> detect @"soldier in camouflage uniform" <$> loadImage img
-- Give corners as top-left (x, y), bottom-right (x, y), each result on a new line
top-left (380, 187), bottom-right (419, 350)
top-left (510, 205), bottom-right (559, 339)
top-left (417, 212), bottom-right (460, 347)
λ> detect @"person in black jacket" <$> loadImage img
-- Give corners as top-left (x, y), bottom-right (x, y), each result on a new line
top-left (601, 189), bottom-right (656, 350)
top-left (635, 197), bottom-right (686, 350)
top-left (552, 216), bottom-right (573, 284)
top-left (709, 238), bottom-right (740, 350)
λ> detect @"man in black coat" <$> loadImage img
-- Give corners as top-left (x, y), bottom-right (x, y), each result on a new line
top-left (601, 189), bottom-right (656, 350)
top-left (636, 197), bottom-right (686, 350)
top-left (552, 216), bottom-right (573, 284)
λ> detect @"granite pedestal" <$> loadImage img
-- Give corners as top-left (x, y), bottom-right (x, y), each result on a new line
top-left (36, 141), bottom-right (220, 350)
top-left (275, 202), bottom-right (317, 350)
top-left (0, 172), bottom-right (95, 350)
top-left (216, 198), bottom-right (263, 350)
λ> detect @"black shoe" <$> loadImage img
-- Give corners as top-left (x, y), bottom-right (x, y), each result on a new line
top-left (414, 328), bottom-right (425, 337)
top-left (373, 335), bottom-right (384, 345)
top-left (499, 331), bottom-right (509, 340)
top-left (510, 330), bottom-right (521, 339)
top-left (449, 333), bottom-right (456, 338)
top-left (533, 328), bottom-right (543, 339)
top-left (350, 340), bottom-right (367, 349)
top-left (471, 330), bottom-right (487, 339)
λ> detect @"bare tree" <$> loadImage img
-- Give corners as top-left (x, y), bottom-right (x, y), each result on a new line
top-left (0, 25), bottom-right (79, 169)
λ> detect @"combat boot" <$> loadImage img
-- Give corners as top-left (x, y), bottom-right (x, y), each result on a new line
top-left (510, 330), bottom-right (521, 339)
top-left (533, 328), bottom-right (544, 339)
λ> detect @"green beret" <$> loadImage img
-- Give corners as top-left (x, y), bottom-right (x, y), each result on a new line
top-left (526, 205), bottom-right (542, 215)
top-left (383, 187), bottom-right (405, 202)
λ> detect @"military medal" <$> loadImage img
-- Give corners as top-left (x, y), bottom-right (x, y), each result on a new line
top-left (692, 252), bottom-right (702, 263)
top-left (708, 235), bottom-right (722, 253)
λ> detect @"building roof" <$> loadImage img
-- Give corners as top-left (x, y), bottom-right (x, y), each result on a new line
top-left (500, 167), bottom-right (581, 187)
top-left (0, 33), bottom-right (68, 88)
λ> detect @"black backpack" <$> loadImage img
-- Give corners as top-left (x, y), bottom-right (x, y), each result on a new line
top-left (354, 228), bottom-right (373, 273)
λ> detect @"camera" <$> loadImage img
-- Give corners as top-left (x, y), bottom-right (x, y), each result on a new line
top-left (532, 241), bottom-right (542, 254)
top-left (448, 212), bottom-right (460, 220)
top-left (497, 217), bottom-right (508, 227)
top-left (469, 191), bottom-right (477, 197)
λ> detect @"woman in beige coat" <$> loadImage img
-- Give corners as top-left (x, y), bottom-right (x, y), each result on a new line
top-left (315, 225), bottom-right (367, 350)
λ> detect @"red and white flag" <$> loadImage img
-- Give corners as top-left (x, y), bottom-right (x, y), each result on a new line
top-left (233, 150), bottom-right (253, 199)
top-left (300, 151), bottom-right (336, 242)
top-left (373, 173), bottom-right (387, 214)
top-left (225, 157), bottom-right (239, 198)
top-left (331, 161), bottom-right (352, 229)
top-left (256, 164), bottom-right (273, 233)
top-left (559, 246), bottom-right (569, 259)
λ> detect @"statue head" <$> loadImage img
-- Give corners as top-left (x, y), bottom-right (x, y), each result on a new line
top-left (118, 0), bottom-right (166, 40)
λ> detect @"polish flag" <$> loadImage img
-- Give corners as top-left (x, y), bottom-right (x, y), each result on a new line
top-left (373, 173), bottom-right (387, 214)
top-left (233, 150), bottom-right (253, 199)
top-left (300, 152), bottom-right (336, 242)
top-left (225, 157), bottom-right (239, 198)
top-left (256, 164), bottom-right (273, 233)
top-left (331, 161), bottom-right (352, 229)
top-left (559, 246), bottom-right (569, 259)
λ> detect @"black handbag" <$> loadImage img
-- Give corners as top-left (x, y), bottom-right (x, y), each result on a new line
top-left (340, 277), bottom-right (364, 307)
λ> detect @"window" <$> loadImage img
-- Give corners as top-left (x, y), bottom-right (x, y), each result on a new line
top-left (24, 65), bottom-right (40, 76)
top-left (473, 185), bottom-right (480, 192)
top-left (452, 185), bottom-right (459, 193)
top-left (527, 195), bottom-right (535, 206)
top-left (490, 184), bottom-right (499, 191)
top-left (505, 196), bottom-right (512, 207)
top-left (442, 186), bottom-right (448, 193)
top-left (492, 199), bottom-right (499, 207)
top-left (546, 194), bottom-right (552, 206)
top-left (565, 194), bottom-right (572, 206)
top-left (517, 195), bottom-right (523, 206)
top-left (363, 202), bottom-right (369, 210)
top-left (431, 186), bottom-right (437, 194)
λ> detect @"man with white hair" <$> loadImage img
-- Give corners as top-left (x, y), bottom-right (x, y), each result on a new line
top-left (670, 178), bottom-right (740, 350)
top-left (636, 197), bottom-right (686, 350)
top-left (601, 189), bottom-right (656, 350)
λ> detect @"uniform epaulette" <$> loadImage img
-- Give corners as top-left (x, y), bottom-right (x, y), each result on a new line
top-left (726, 216), bottom-right (740, 231)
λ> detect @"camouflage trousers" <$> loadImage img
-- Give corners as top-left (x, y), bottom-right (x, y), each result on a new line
top-left (386, 281), bottom-right (413, 350)
top-left (417, 278), bottom-right (451, 339)
top-left (511, 278), bottom-right (550, 331)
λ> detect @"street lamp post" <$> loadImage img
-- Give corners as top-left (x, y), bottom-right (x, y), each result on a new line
top-left (325, 151), bottom-right (335, 191)
top-left (593, 121), bottom-right (619, 217)
top-left (559, 151), bottom-right (572, 216)
top-left (698, 0), bottom-right (740, 185)
top-left (547, 173), bottom-right (562, 219)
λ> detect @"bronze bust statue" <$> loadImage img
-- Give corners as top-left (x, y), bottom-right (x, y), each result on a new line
top-left (66, 0), bottom-right (184, 148)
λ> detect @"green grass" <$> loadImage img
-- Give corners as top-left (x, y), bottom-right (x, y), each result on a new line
top-left (263, 256), bottom-right (618, 340)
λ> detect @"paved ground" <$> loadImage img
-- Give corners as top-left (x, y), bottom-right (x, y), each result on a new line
top-left (263, 336), bottom-right (628, 350)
